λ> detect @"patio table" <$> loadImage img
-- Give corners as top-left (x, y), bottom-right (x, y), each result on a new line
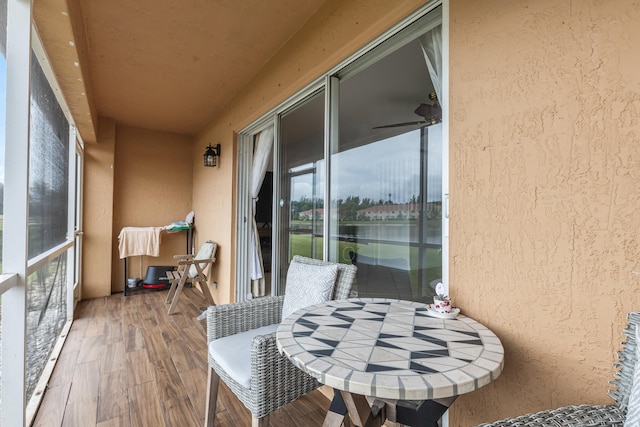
top-left (276, 298), bottom-right (504, 427)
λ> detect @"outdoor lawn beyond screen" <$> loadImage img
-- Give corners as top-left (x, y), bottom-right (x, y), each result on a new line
top-left (25, 51), bottom-right (70, 402)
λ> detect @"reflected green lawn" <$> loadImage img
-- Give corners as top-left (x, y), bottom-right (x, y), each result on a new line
top-left (288, 232), bottom-right (442, 299)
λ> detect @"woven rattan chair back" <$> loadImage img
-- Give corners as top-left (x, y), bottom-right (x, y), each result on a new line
top-left (474, 311), bottom-right (640, 426)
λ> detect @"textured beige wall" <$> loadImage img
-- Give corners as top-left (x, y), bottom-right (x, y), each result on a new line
top-left (192, 0), bottom-right (429, 307)
top-left (67, 0), bottom-right (638, 423)
top-left (193, 0), bottom-right (640, 423)
top-left (448, 0), bottom-right (640, 424)
top-left (111, 125), bottom-right (194, 293)
top-left (82, 117), bottom-right (116, 299)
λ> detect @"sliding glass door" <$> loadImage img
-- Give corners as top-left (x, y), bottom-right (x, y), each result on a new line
top-left (278, 90), bottom-right (325, 280)
top-left (238, 5), bottom-right (445, 303)
top-left (329, 31), bottom-right (443, 303)
top-left (272, 9), bottom-right (444, 303)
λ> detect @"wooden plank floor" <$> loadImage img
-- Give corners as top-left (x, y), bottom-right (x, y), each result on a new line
top-left (32, 287), bottom-right (330, 427)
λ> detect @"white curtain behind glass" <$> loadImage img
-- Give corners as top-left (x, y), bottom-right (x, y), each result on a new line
top-left (250, 126), bottom-right (274, 297)
top-left (419, 24), bottom-right (442, 103)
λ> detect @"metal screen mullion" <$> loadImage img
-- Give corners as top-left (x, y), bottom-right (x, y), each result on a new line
top-left (236, 133), bottom-right (252, 302)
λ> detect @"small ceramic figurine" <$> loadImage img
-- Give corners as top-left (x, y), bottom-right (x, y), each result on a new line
top-left (432, 282), bottom-right (452, 314)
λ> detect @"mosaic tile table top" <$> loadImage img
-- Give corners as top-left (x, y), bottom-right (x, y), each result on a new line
top-left (277, 298), bottom-right (504, 401)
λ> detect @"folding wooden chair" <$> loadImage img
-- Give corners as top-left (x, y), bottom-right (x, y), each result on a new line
top-left (165, 240), bottom-right (217, 314)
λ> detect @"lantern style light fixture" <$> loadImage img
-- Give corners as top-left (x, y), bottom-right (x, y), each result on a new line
top-left (203, 143), bottom-right (221, 167)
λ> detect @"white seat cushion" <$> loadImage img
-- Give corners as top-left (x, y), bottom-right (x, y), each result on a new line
top-left (208, 323), bottom-right (279, 389)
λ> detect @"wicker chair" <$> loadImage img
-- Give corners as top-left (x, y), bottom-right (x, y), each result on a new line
top-left (474, 311), bottom-right (640, 427)
top-left (204, 255), bottom-right (357, 427)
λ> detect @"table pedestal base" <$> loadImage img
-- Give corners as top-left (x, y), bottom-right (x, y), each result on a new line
top-left (324, 390), bottom-right (457, 427)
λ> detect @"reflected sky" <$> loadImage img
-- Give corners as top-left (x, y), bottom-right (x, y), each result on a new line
top-left (293, 126), bottom-right (442, 204)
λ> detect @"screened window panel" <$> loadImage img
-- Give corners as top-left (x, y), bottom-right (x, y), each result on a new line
top-left (26, 252), bottom-right (68, 401)
top-left (28, 51), bottom-right (70, 259)
top-left (278, 91), bottom-right (325, 283)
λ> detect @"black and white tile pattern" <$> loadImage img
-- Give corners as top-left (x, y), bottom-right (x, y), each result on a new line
top-left (277, 298), bottom-right (504, 401)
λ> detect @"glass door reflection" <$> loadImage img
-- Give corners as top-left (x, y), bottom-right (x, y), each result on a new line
top-left (330, 36), bottom-right (443, 304)
top-left (278, 90), bottom-right (325, 288)
top-left (287, 164), bottom-right (324, 261)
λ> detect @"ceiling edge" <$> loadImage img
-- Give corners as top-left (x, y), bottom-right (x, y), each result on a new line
top-left (33, 0), bottom-right (98, 143)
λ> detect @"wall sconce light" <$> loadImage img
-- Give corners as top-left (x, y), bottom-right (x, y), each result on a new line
top-left (203, 144), bottom-right (221, 167)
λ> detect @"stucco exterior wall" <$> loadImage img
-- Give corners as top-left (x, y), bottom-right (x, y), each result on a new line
top-left (82, 117), bottom-right (116, 299)
top-left (111, 125), bottom-right (194, 293)
top-left (190, 0), bottom-right (640, 424)
top-left (448, 0), bottom-right (640, 424)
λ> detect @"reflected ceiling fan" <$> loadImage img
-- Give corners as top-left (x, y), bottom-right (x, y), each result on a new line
top-left (373, 92), bottom-right (441, 129)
